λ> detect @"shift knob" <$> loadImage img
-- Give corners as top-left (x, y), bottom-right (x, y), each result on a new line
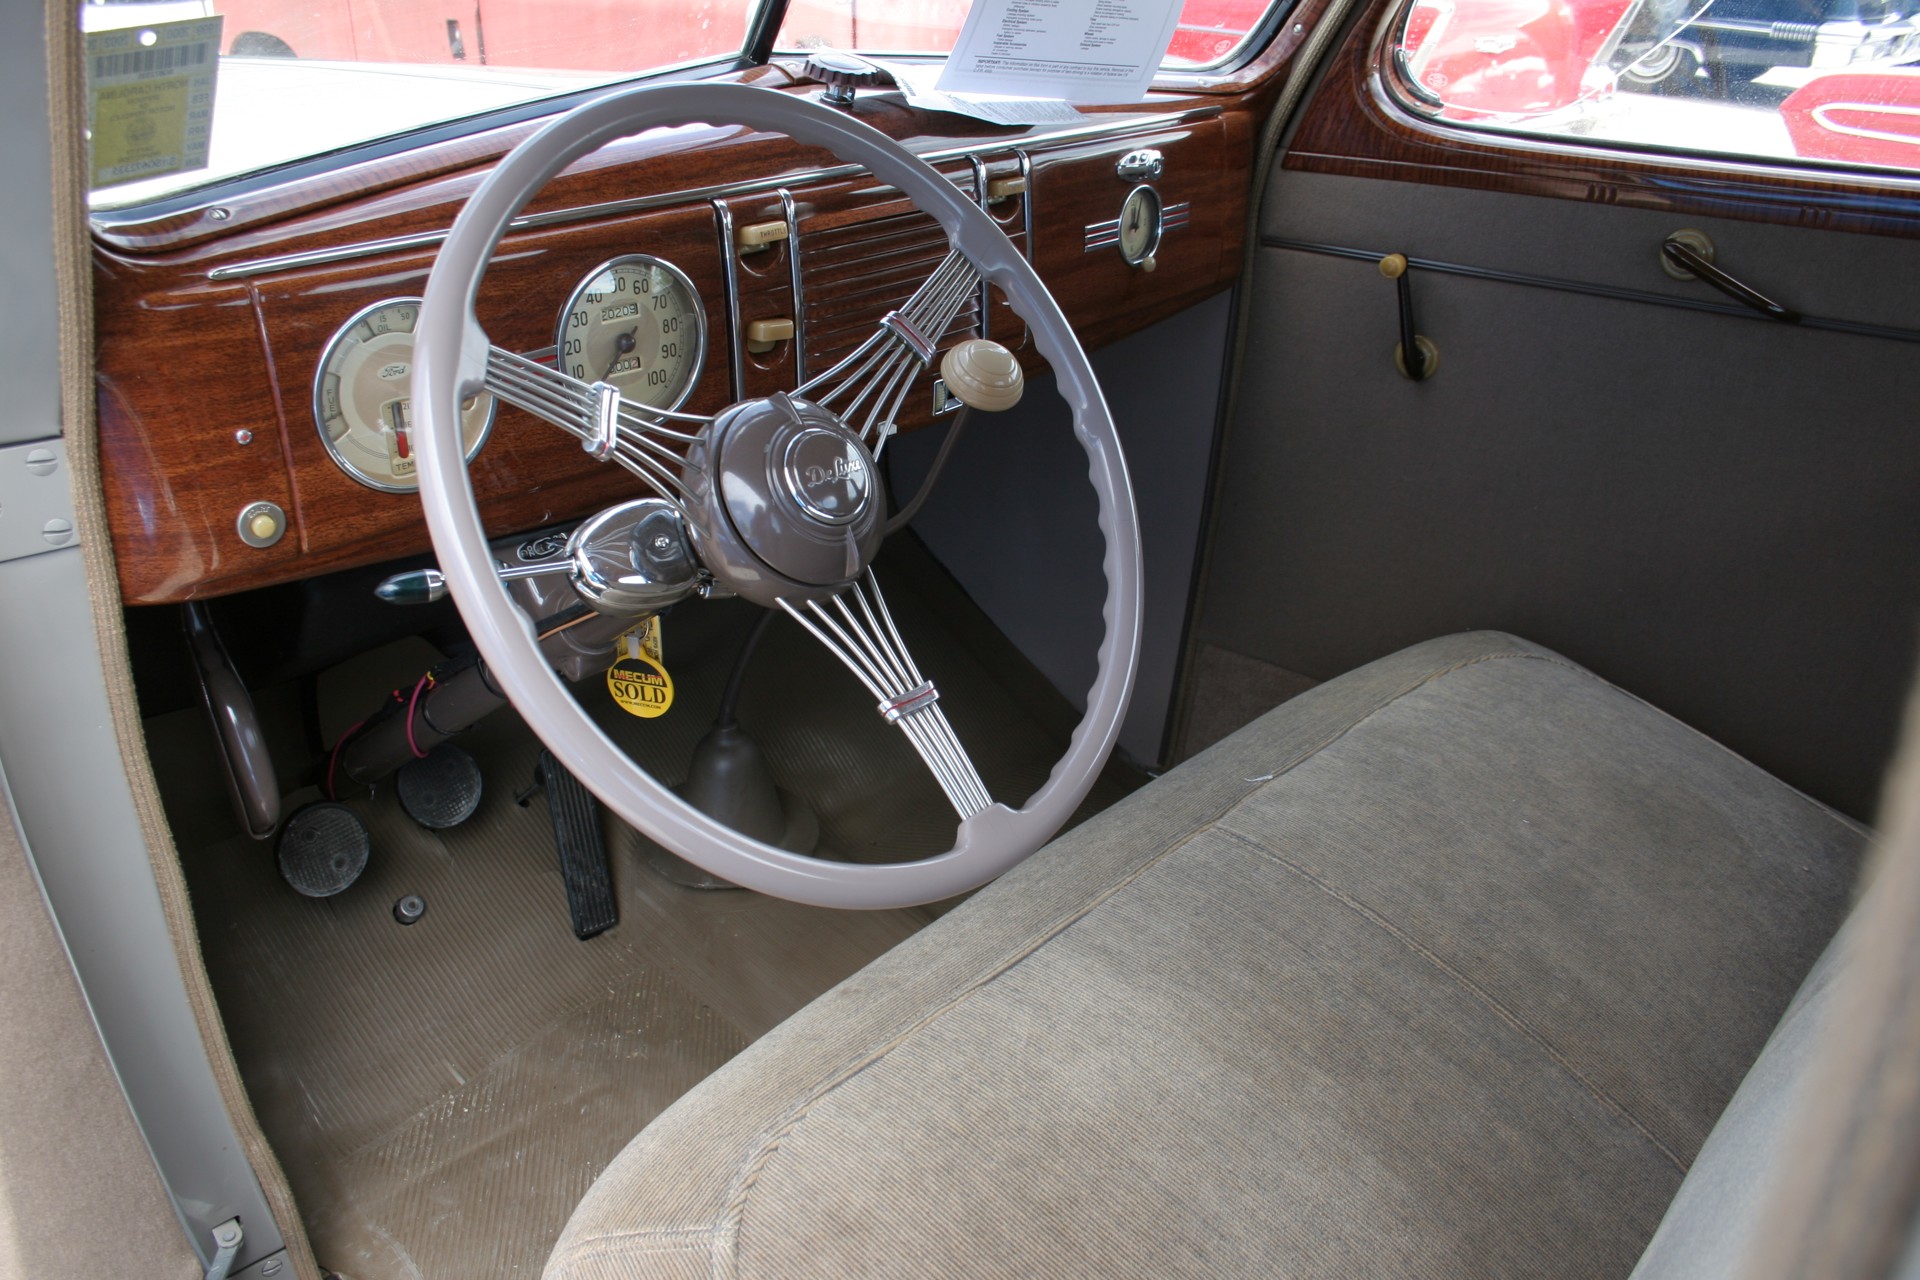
top-left (804, 49), bottom-right (886, 108)
top-left (939, 339), bottom-right (1024, 412)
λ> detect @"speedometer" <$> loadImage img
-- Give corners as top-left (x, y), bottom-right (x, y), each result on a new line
top-left (555, 255), bottom-right (705, 411)
top-left (313, 297), bottom-right (495, 492)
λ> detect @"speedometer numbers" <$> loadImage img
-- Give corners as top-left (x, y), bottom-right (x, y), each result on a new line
top-left (313, 298), bottom-right (495, 492)
top-left (556, 256), bottom-right (706, 412)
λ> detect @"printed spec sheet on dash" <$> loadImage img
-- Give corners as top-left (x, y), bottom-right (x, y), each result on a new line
top-left (936, 0), bottom-right (1187, 104)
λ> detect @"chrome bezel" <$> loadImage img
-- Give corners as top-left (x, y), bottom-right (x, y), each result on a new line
top-left (1117, 184), bottom-right (1164, 267)
top-left (312, 295), bottom-right (496, 494)
top-left (552, 253), bottom-right (708, 414)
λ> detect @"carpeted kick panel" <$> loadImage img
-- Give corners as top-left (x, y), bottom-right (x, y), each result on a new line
top-left (151, 538), bottom-right (1142, 1279)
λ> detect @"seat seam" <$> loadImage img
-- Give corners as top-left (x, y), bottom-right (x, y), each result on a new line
top-left (1211, 823), bottom-right (1689, 1172)
top-left (545, 1225), bottom-right (723, 1277)
top-left (706, 647), bottom-right (1564, 1269)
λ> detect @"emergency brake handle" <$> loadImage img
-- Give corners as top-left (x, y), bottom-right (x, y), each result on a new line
top-left (1661, 236), bottom-right (1801, 324)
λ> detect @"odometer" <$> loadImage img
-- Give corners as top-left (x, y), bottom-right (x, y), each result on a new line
top-left (313, 297), bottom-right (494, 492)
top-left (555, 255), bottom-right (706, 411)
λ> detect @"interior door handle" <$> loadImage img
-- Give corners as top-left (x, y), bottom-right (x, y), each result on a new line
top-left (1661, 237), bottom-right (1801, 324)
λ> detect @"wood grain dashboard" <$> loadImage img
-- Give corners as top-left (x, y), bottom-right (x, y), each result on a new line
top-left (94, 69), bottom-right (1270, 606)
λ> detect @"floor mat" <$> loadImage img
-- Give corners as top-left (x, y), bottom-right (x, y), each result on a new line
top-left (152, 537), bottom-right (1142, 1279)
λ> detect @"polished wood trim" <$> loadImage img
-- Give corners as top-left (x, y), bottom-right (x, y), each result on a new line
top-left (97, 89), bottom-right (1254, 604)
top-left (1285, 0), bottom-right (1920, 239)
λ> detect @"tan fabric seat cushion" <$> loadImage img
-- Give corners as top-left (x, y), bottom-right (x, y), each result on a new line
top-left (546, 632), bottom-right (1865, 1279)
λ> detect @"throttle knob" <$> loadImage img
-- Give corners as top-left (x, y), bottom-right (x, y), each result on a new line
top-left (939, 339), bottom-right (1025, 413)
top-left (803, 49), bottom-right (887, 108)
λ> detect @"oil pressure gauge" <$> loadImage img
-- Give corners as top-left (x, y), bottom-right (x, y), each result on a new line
top-left (313, 297), bottom-right (495, 492)
top-left (556, 255), bottom-right (706, 411)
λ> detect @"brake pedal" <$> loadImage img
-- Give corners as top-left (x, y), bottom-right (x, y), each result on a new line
top-left (534, 749), bottom-right (617, 940)
top-left (397, 743), bottom-right (484, 829)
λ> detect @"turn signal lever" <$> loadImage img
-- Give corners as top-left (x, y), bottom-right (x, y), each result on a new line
top-left (374, 498), bottom-right (710, 616)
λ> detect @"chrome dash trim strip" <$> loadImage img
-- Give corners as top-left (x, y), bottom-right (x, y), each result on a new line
top-left (203, 107), bottom-right (1222, 281)
top-left (967, 153), bottom-right (992, 342)
top-left (207, 230), bottom-right (453, 279)
top-left (711, 200), bottom-right (745, 401)
top-left (1016, 149), bottom-right (1035, 262)
top-left (780, 188), bottom-right (806, 387)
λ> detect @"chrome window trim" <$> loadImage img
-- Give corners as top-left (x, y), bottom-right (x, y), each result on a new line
top-left (201, 106), bottom-right (1222, 281)
top-left (1368, 3), bottom-right (1920, 194)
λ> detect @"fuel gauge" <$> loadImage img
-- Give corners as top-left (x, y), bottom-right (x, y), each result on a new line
top-left (313, 297), bottom-right (495, 492)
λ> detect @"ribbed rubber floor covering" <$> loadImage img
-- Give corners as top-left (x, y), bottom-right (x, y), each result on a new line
top-left (155, 544), bottom-right (1139, 1279)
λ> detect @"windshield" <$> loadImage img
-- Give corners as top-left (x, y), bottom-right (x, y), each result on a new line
top-left (83, 0), bottom-right (1276, 210)
top-left (774, 0), bottom-right (1273, 68)
top-left (82, 0), bottom-right (766, 207)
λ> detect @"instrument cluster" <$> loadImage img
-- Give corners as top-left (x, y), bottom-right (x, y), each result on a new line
top-left (312, 255), bottom-right (707, 491)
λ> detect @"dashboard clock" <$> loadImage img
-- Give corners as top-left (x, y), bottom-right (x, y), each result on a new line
top-left (313, 297), bottom-right (495, 492)
top-left (555, 255), bottom-right (706, 411)
top-left (1117, 185), bottom-right (1163, 270)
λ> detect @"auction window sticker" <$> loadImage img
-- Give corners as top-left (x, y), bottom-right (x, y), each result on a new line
top-left (86, 16), bottom-right (222, 190)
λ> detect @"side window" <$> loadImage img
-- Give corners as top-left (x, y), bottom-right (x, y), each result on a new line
top-left (1389, 0), bottom-right (1920, 176)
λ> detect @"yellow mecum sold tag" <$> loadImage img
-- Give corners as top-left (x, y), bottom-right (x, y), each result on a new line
top-left (608, 618), bottom-right (672, 718)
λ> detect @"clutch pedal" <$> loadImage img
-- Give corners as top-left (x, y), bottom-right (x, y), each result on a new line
top-left (276, 801), bottom-right (370, 897)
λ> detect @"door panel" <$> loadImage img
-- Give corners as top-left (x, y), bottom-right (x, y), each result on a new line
top-left (1198, 161), bottom-right (1920, 819)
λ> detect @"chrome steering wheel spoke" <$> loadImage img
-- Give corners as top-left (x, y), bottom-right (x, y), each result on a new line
top-left (779, 570), bottom-right (992, 821)
top-left (796, 249), bottom-right (980, 458)
top-left (483, 343), bottom-right (710, 508)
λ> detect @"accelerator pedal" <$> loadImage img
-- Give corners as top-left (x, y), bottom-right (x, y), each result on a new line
top-left (277, 802), bottom-right (370, 898)
top-left (534, 749), bottom-right (617, 940)
top-left (397, 743), bottom-right (484, 829)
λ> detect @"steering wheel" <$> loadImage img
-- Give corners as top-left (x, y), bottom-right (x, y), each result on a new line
top-left (412, 83), bottom-right (1141, 909)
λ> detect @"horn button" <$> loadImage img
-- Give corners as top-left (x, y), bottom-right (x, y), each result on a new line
top-left (686, 392), bottom-right (885, 606)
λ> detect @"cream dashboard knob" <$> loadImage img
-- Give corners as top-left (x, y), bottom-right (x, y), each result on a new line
top-left (938, 339), bottom-right (1024, 413)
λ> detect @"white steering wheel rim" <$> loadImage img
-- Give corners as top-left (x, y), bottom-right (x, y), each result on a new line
top-left (413, 82), bottom-right (1141, 909)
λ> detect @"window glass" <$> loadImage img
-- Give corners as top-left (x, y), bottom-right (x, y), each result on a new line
top-left (82, 0), bottom-right (765, 207)
top-left (775, 0), bottom-right (1276, 70)
top-left (1389, 0), bottom-right (1920, 176)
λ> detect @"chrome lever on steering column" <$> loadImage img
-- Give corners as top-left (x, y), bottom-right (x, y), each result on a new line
top-left (374, 560), bottom-right (572, 605)
top-left (375, 498), bottom-right (707, 620)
